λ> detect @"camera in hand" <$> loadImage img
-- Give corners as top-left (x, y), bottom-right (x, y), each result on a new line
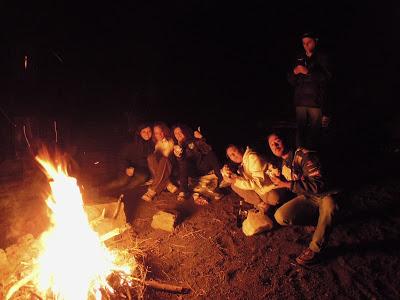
top-left (296, 57), bottom-right (306, 67)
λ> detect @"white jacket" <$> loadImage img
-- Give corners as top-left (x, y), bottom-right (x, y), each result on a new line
top-left (155, 138), bottom-right (174, 157)
top-left (233, 147), bottom-right (276, 196)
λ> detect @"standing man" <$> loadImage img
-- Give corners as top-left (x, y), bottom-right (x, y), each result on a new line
top-left (288, 32), bottom-right (332, 150)
top-left (267, 132), bottom-right (338, 265)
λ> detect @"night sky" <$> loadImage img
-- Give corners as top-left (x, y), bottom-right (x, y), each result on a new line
top-left (0, 1), bottom-right (399, 148)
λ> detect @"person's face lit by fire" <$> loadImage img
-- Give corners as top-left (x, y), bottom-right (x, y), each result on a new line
top-left (226, 146), bottom-right (243, 164)
top-left (140, 127), bottom-right (152, 141)
top-left (268, 134), bottom-right (285, 158)
top-left (174, 127), bottom-right (186, 144)
top-left (153, 126), bottom-right (165, 142)
top-left (302, 37), bottom-right (316, 55)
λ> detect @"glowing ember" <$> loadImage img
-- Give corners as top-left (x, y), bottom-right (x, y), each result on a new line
top-left (6, 154), bottom-right (137, 300)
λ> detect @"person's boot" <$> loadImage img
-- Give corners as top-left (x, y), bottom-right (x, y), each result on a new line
top-left (141, 188), bottom-right (156, 202)
top-left (213, 187), bottom-right (224, 200)
top-left (193, 192), bottom-right (209, 205)
top-left (177, 191), bottom-right (188, 202)
top-left (296, 248), bottom-right (319, 265)
top-left (166, 182), bottom-right (178, 193)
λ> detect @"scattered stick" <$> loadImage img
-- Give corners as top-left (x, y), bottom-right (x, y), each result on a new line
top-left (100, 224), bottom-right (130, 242)
top-left (23, 125), bottom-right (31, 148)
top-left (54, 121), bottom-right (58, 144)
top-left (30, 291), bottom-right (43, 300)
top-left (181, 229), bottom-right (203, 238)
top-left (170, 244), bottom-right (186, 248)
top-left (124, 286), bottom-right (132, 300)
top-left (5, 271), bottom-right (37, 300)
top-left (143, 279), bottom-right (187, 293)
top-left (112, 194), bottom-right (124, 219)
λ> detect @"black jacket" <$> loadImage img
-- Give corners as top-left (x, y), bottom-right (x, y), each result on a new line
top-left (120, 136), bottom-right (154, 172)
top-left (281, 148), bottom-right (326, 196)
top-left (288, 51), bottom-right (332, 114)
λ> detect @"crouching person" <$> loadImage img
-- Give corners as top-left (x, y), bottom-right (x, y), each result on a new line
top-left (223, 144), bottom-right (284, 214)
top-left (173, 124), bottom-right (224, 203)
top-left (267, 132), bottom-right (338, 266)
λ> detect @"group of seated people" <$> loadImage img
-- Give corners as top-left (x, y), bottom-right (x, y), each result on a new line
top-left (104, 122), bottom-right (338, 266)
top-left (104, 122), bottom-right (224, 204)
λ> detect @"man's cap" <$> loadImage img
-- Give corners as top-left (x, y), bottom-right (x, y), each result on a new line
top-left (301, 32), bottom-right (319, 42)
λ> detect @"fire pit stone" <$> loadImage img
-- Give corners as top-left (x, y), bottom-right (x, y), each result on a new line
top-left (151, 210), bottom-right (178, 233)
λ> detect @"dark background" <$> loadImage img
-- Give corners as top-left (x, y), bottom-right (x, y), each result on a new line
top-left (1, 1), bottom-right (399, 156)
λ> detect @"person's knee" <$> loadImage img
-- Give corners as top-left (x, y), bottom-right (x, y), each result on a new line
top-left (320, 196), bottom-right (337, 216)
top-left (274, 209), bottom-right (289, 226)
top-left (265, 190), bottom-right (280, 206)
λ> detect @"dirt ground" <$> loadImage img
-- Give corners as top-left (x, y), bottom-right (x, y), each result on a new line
top-left (1, 126), bottom-right (400, 300)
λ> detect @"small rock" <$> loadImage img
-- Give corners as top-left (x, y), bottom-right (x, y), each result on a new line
top-left (151, 210), bottom-right (178, 232)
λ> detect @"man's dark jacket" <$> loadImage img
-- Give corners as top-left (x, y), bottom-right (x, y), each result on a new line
top-left (288, 51), bottom-right (332, 115)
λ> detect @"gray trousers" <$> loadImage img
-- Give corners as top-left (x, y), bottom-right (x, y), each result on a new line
top-left (274, 194), bottom-right (338, 252)
top-left (296, 106), bottom-right (322, 150)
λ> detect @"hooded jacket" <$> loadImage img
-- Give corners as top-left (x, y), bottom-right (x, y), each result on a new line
top-left (233, 147), bottom-right (277, 196)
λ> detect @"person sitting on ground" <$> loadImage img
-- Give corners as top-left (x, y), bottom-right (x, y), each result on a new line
top-left (267, 132), bottom-right (338, 266)
top-left (103, 123), bottom-right (154, 194)
top-left (172, 124), bottom-right (224, 203)
top-left (222, 144), bottom-right (283, 213)
top-left (141, 122), bottom-right (178, 202)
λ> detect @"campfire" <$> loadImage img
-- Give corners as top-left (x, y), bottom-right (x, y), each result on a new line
top-left (4, 153), bottom-right (144, 299)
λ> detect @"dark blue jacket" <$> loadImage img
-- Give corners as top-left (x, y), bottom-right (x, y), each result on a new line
top-left (288, 51), bottom-right (332, 115)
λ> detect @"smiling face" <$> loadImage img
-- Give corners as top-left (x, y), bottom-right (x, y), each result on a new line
top-left (139, 126), bottom-right (152, 141)
top-left (173, 127), bottom-right (186, 144)
top-left (226, 145), bottom-right (243, 164)
top-left (153, 125), bottom-right (165, 142)
top-left (268, 134), bottom-right (285, 158)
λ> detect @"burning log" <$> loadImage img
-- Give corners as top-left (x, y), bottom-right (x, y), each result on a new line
top-left (3, 154), bottom-right (147, 300)
top-left (112, 194), bottom-right (124, 219)
top-left (99, 224), bottom-right (131, 242)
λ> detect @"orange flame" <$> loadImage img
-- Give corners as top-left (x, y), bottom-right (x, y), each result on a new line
top-left (7, 154), bottom-right (135, 300)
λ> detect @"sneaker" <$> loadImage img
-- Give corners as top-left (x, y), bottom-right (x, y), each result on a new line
top-left (213, 188), bottom-right (224, 200)
top-left (141, 188), bottom-right (156, 202)
top-left (296, 248), bottom-right (319, 266)
top-left (193, 193), bottom-right (209, 205)
top-left (214, 192), bottom-right (224, 201)
top-left (218, 179), bottom-right (231, 189)
top-left (177, 192), bottom-right (187, 202)
top-left (143, 179), bottom-right (154, 186)
top-left (166, 182), bottom-right (178, 194)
